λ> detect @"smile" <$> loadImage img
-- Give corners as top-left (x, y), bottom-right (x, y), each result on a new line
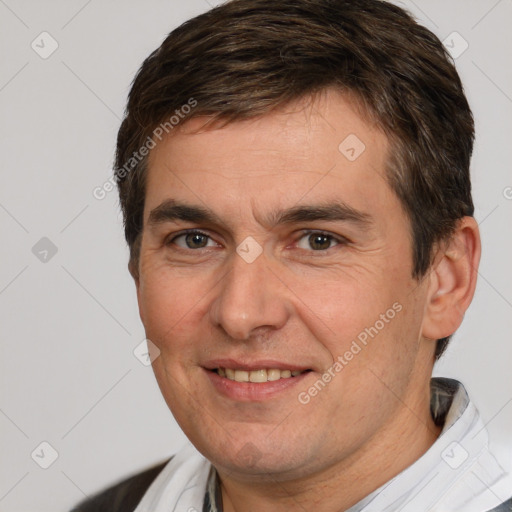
top-left (215, 368), bottom-right (309, 382)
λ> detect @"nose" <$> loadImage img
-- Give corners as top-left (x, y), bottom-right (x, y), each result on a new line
top-left (209, 250), bottom-right (291, 341)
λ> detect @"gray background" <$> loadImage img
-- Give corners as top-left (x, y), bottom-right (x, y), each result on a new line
top-left (0, 0), bottom-right (511, 510)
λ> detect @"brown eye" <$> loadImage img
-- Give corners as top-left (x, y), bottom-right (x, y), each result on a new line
top-left (185, 233), bottom-right (208, 248)
top-left (171, 231), bottom-right (215, 249)
top-left (296, 232), bottom-right (340, 251)
top-left (308, 233), bottom-right (333, 250)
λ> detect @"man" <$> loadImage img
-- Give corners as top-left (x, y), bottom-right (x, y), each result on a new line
top-left (72, 0), bottom-right (512, 510)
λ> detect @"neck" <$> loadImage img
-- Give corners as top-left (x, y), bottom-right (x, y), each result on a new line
top-left (218, 383), bottom-right (441, 512)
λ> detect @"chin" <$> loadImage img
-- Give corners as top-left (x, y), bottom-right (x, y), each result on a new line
top-left (213, 453), bottom-right (301, 480)
top-left (195, 432), bottom-right (312, 480)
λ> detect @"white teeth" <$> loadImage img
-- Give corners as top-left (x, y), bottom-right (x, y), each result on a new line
top-left (217, 367), bottom-right (306, 382)
top-left (234, 370), bottom-right (249, 382)
top-left (267, 369), bottom-right (281, 381)
top-left (249, 369), bottom-right (267, 383)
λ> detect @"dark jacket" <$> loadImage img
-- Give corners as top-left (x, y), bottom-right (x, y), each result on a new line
top-left (70, 459), bottom-right (170, 512)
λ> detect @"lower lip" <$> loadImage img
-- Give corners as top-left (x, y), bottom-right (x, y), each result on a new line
top-left (204, 369), bottom-right (311, 401)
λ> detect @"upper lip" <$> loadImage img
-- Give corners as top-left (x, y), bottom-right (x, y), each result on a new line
top-left (203, 359), bottom-right (312, 372)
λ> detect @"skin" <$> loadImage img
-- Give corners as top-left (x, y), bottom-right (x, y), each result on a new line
top-left (133, 88), bottom-right (480, 511)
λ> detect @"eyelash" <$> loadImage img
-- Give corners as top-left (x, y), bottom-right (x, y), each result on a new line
top-left (166, 229), bottom-right (348, 252)
top-left (297, 230), bottom-right (348, 251)
top-left (166, 229), bottom-right (217, 248)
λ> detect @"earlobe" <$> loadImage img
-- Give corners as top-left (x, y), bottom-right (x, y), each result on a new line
top-left (422, 217), bottom-right (481, 340)
top-left (128, 259), bottom-right (145, 324)
top-left (129, 259), bottom-right (140, 284)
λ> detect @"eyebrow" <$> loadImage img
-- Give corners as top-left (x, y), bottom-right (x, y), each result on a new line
top-left (147, 199), bottom-right (373, 230)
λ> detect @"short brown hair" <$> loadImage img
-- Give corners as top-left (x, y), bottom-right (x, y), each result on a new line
top-left (115, 0), bottom-right (475, 358)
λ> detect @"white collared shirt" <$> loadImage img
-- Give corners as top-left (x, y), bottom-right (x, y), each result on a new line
top-left (134, 378), bottom-right (511, 512)
top-left (345, 378), bottom-right (511, 512)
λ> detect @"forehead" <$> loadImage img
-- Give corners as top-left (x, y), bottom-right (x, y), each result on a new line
top-left (144, 89), bottom-right (397, 228)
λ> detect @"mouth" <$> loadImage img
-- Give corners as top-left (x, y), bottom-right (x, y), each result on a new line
top-left (204, 362), bottom-right (313, 401)
top-left (212, 367), bottom-right (311, 383)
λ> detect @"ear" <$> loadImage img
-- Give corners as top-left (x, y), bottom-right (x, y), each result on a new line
top-left (422, 217), bottom-right (481, 340)
top-left (128, 258), bottom-right (145, 324)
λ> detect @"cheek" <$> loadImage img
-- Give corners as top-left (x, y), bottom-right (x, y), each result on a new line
top-left (298, 268), bottom-right (423, 375)
top-left (294, 271), bottom-right (396, 342)
top-left (138, 267), bottom-right (208, 350)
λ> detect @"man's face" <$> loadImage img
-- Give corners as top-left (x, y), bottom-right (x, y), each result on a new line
top-left (136, 89), bottom-right (435, 480)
